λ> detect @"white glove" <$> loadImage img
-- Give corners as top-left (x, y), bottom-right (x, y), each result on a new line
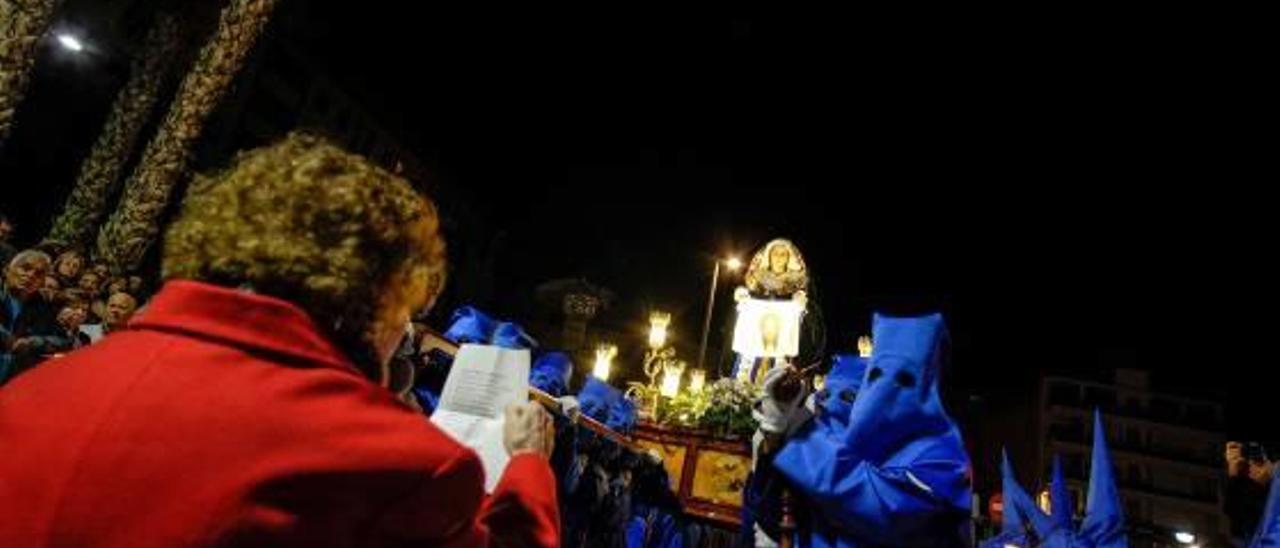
top-left (752, 366), bottom-right (811, 436)
top-left (557, 395), bottom-right (581, 420)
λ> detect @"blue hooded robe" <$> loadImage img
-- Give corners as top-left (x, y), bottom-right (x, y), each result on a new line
top-left (773, 313), bottom-right (973, 547)
top-left (980, 450), bottom-right (1054, 548)
top-left (813, 353), bottom-right (868, 434)
top-left (979, 452), bottom-right (1081, 548)
top-left (1249, 455), bottom-right (1280, 547)
top-left (743, 353), bottom-right (867, 545)
top-left (1079, 410), bottom-right (1127, 548)
top-left (578, 377), bottom-right (620, 425)
top-left (1042, 454), bottom-right (1077, 547)
top-left (531, 351), bottom-right (574, 397)
top-left (414, 306), bottom-right (539, 414)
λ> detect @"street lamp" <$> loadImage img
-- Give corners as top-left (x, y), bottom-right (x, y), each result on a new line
top-left (56, 33), bottom-right (85, 53)
top-left (1174, 532), bottom-right (1196, 545)
top-left (697, 255), bottom-right (741, 375)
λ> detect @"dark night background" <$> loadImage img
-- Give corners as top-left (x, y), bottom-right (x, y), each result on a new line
top-left (2, 0), bottom-right (1273, 449)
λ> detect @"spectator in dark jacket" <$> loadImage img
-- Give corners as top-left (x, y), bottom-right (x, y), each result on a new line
top-left (55, 298), bottom-right (92, 350)
top-left (2, 250), bottom-right (70, 384)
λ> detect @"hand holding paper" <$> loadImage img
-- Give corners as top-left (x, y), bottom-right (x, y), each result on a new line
top-left (431, 344), bottom-right (532, 492)
top-left (504, 402), bottom-right (555, 457)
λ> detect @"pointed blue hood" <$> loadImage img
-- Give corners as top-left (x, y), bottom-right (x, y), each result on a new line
top-left (1080, 410), bottom-right (1126, 547)
top-left (577, 376), bottom-right (620, 425)
top-left (1050, 454), bottom-right (1073, 531)
top-left (813, 353), bottom-right (866, 434)
top-left (1001, 448), bottom-right (1055, 537)
top-left (443, 306), bottom-right (498, 344)
top-left (772, 313), bottom-right (973, 546)
top-left (530, 352), bottom-right (573, 396)
top-left (842, 313), bottom-right (954, 463)
top-left (1249, 450), bottom-right (1280, 547)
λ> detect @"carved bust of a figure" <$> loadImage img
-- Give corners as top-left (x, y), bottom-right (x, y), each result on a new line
top-left (737, 238), bottom-right (808, 301)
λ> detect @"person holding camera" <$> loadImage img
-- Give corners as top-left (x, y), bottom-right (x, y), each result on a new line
top-left (1226, 441), bottom-right (1275, 544)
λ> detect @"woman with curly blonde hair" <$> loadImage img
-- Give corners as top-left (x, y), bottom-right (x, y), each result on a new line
top-left (0, 134), bottom-right (559, 547)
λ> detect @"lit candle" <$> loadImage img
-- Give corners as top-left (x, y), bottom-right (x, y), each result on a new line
top-left (593, 344), bottom-right (617, 381)
top-left (648, 312), bottom-right (670, 349)
top-left (660, 368), bottom-right (682, 397)
top-left (688, 369), bottom-right (706, 392)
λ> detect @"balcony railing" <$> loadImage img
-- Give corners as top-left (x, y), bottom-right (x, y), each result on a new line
top-left (1047, 427), bottom-right (1222, 469)
top-left (1044, 384), bottom-right (1223, 430)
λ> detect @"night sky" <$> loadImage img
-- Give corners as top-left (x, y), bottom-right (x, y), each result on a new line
top-left (2, 2), bottom-right (1272, 438)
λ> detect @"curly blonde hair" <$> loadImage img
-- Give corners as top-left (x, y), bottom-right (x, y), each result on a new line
top-left (163, 133), bottom-right (447, 370)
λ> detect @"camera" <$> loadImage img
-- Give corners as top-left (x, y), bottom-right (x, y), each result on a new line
top-left (1244, 442), bottom-right (1269, 463)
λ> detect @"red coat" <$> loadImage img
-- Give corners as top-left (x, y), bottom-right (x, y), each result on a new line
top-left (0, 280), bottom-right (559, 547)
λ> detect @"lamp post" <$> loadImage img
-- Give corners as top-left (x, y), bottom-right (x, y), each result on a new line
top-left (697, 256), bottom-right (740, 376)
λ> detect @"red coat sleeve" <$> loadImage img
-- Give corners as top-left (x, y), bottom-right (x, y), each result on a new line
top-left (374, 450), bottom-right (559, 548)
top-left (477, 453), bottom-right (561, 548)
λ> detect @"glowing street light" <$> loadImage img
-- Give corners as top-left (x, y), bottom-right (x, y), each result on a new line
top-left (56, 33), bottom-right (85, 53)
top-left (1174, 531), bottom-right (1196, 545)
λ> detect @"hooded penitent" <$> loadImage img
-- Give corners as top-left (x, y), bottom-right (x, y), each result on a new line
top-left (773, 313), bottom-right (972, 547)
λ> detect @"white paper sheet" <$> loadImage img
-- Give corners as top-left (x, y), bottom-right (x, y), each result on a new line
top-left (430, 344), bottom-right (530, 492)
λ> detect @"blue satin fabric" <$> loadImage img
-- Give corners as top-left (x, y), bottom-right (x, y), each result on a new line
top-left (576, 377), bottom-right (637, 435)
top-left (531, 352), bottom-right (573, 397)
top-left (1250, 457), bottom-right (1280, 547)
top-left (1080, 411), bottom-right (1126, 548)
top-left (414, 306), bottom-right (539, 415)
top-left (813, 354), bottom-right (866, 434)
top-left (443, 306), bottom-right (498, 344)
top-left (627, 502), bottom-right (684, 548)
top-left (977, 450), bottom-right (1053, 548)
top-left (1004, 449), bottom-right (1055, 537)
top-left (442, 306), bottom-right (537, 349)
top-left (578, 377), bottom-right (618, 424)
top-left (983, 412), bottom-right (1123, 547)
top-left (608, 396), bottom-right (637, 434)
top-left (1050, 455), bottom-right (1074, 533)
top-left (773, 314), bottom-right (972, 547)
top-left (492, 321), bottom-right (537, 349)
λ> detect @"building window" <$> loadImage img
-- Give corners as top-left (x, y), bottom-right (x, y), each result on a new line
top-left (1123, 496), bottom-right (1142, 521)
top-left (1185, 403), bottom-right (1218, 429)
top-left (1049, 382), bottom-right (1080, 407)
top-left (1149, 398), bottom-right (1180, 422)
top-left (1084, 387), bottom-right (1117, 411)
top-left (1127, 463), bottom-right (1144, 487)
top-left (1050, 417), bottom-right (1086, 443)
top-left (1065, 454), bottom-right (1086, 480)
